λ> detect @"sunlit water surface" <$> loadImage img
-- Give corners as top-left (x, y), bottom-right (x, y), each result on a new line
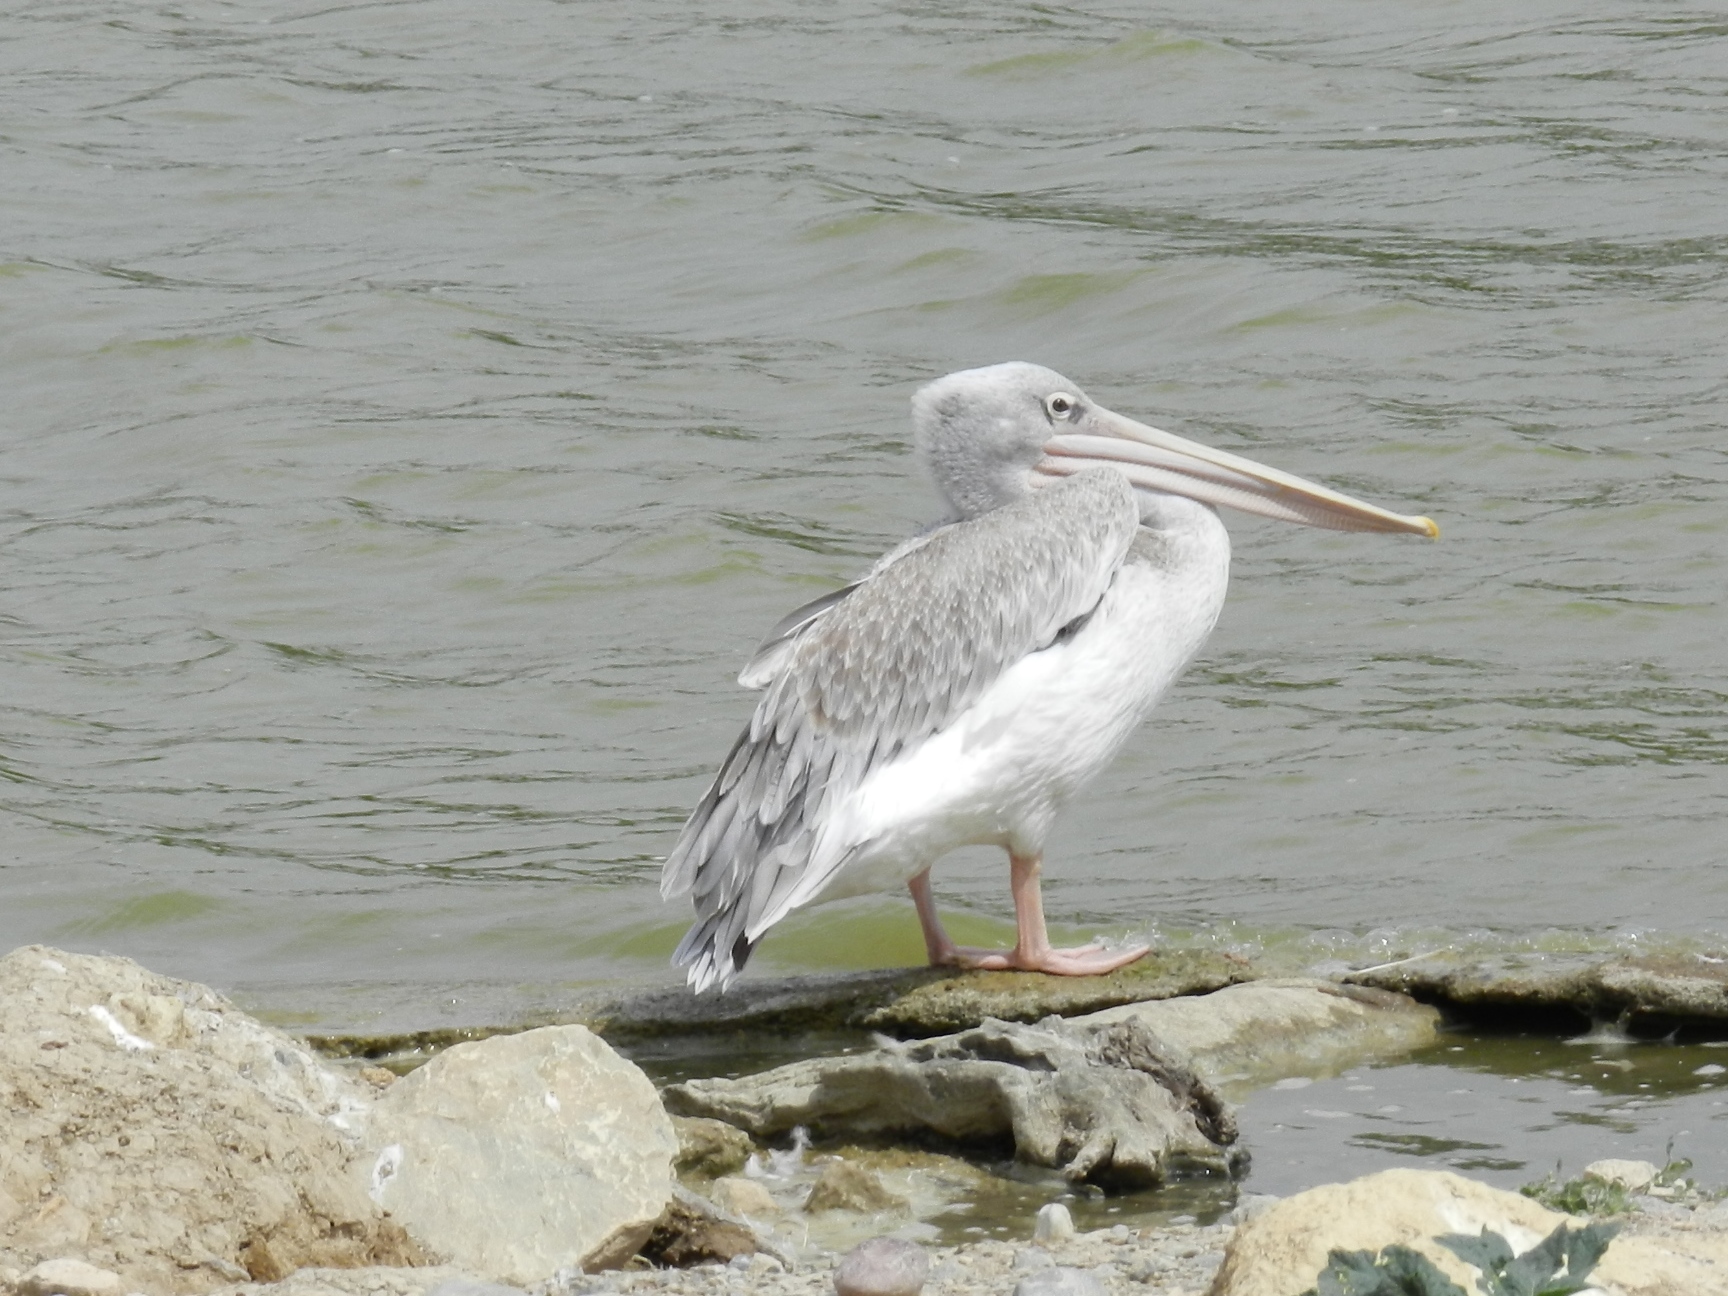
top-left (5, 0), bottom-right (1728, 1188)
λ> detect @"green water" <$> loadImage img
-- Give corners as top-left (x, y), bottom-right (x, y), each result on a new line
top-left (1240, 1030), bottom-right (1728, 1194)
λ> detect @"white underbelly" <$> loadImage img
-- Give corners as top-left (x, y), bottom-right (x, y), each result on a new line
top-left (814, 549), bottom-right (1227, 901)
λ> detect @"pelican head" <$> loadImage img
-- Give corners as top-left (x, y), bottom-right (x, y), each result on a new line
top-left (913, 362), bottom-right (1438, 537)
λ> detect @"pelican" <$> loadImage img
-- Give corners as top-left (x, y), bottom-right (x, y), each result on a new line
top-left (662, 363), bottom-right (1437, 993)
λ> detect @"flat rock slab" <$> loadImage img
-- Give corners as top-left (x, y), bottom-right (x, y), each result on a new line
top-left (311, 953), bottom-right (1256, 1064)
top-left (1210, 1167), bottom-right (1728, 1296)
top-left (663, 1015), bottom-right (1242, 1188)
top-left (850, 951), bottom-right (1257, 1037)
top-left (359, 1025), bottom-right (678, 1283)
top-left (1078, 979), bottom-right (1440, 1095)
top-left (1349, 950), bottom-right (1728, 1028)
top-left (0, 946), bottom-right (420, 1295)
top-left (585, 951), bottom-right (1254, 1040)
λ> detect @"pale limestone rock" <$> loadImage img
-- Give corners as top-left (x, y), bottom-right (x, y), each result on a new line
top-left (0, 946), bottom-right (418, 1296)
top-left (1077, 979), bottom-right (1439, 1094)
top-left (707, 1177), bottom-right (778, 1218)
top-left (832, 1237), bottom-right (927, 1296)
top-left (665, 1016), bottom-right (1240, 1188)
top-left (18, 1259), bottom-right (123, 1296)
top-left (1207, 1168), bottom-right (1728, 1296)
top-left (662, 982), bottom-right (1431, 1194)
top-left (1583, 1158), bottom-right (1661, 1193)
top-left (359, 1025), bottom-right (676, 1282)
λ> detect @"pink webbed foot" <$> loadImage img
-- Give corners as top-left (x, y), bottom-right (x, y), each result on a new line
top-left (910, 853), bottom-right (1148, 979)
top-left (934, 942), bottom-right (1149, 976)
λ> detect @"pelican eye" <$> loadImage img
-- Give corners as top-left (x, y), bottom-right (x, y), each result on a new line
top-left (1044, 392), bottom-right (1080, 421)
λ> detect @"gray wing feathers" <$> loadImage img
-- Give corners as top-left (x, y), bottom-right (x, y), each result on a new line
top-left (663, 470), bottom-right (1140, 992)
top-left (737, 582), bottom-right (862, 689)
top-left (796, 473), bottom-right (1137, 749)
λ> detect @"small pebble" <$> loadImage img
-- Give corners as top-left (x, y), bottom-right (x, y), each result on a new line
top-left (833, 1236), bottom-right (929, 1296)
top-left (1012, 1249), bottom-right (1056, 1272)
top-left (1011, 1266), bottom-right (1106, 1296)
top-left (1032, 1202), bottom-right (1075, 1245)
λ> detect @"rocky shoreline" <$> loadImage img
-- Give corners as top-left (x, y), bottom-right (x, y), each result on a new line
top-left (304, 943), bottom-right (1728, 1072)
top-left (7, 944), bottom-right (1728, 1296)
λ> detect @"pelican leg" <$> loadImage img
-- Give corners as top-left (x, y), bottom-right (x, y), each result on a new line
top-left (912, 853), bottom-right (1149, 975)
top-left (909, 868), bottom-right (962, 965)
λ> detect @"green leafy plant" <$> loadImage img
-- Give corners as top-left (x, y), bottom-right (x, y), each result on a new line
top-left (1304, 1244), bottom-right (1462, 1296)
top-left (1521, 1141), bottom-right (1714, 1213)
top-left (1653, 1152), bottom-right (1696, 1195)
top-left (1518, 1168), bottom-right (1629, 1216)
top-left (1300, 1221), bottom-right (1619, 1296)
top-left (1438, 1222), bottom-right (1619, 1296)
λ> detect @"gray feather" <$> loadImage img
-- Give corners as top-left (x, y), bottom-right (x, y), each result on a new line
top-left (738, 582), bottom-right (861, 689)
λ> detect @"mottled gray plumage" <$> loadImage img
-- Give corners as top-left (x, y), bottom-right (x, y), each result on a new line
top-left (661, 469), bottom-right (1139, 992)
top-left (661, 361), bottom-right (1435, 993)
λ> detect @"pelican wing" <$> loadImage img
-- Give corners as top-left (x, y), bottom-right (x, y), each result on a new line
top-left (737, 580), bottom-right (862, 689)
top-left (662, 469), bottom-right (1140, 991)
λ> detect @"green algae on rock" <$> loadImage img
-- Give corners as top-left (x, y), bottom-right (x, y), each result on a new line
top-left (1347, 951), bottom-right (1728, 1033)
top-left (856, 950), bottom-right (1256, 1036)
top-left (672, 1116), bottom-right (756, 1180)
